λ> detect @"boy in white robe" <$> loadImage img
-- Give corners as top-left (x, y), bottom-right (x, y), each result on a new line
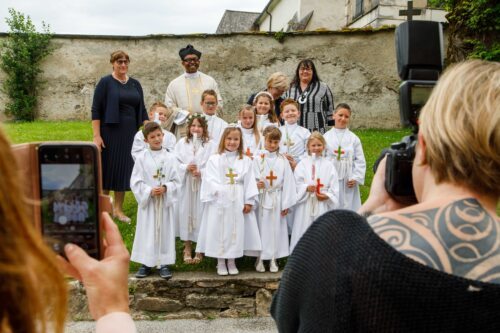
top-left (174, 113), bottom-right (216, 264)
top-left (131, 102), bottom-right (176, 161)
top-left (200, 89), bottom-right (227, 147)
top-left (324, 103), bottom-right (366, 211)
top-left (253, 127), bottom-right (296, 273)
top-left (130, 122), bottom-right (181, 279)
top-left (197, 126), bottom-right (261, 276)
top-left (290, 132), bottom-right (340, 253)
top-left (279, 98), bottom-right (311, 170)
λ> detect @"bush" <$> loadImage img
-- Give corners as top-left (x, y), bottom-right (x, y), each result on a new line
top-left (0, 8), bottom-right (53, 121)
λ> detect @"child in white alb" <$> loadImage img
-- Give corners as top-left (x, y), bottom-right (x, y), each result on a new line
top-left (197, 126), bottom-right (261, 276)
top-left (200, 89), bottom-right (227, 146)
top-left (131, 102), bottom-right (177, 161)
top-left (253, 127), bottom-right (296, 273)
top-left (238, 105), bottom-right (260, 159)
top-left (253, 91), bottom-right (280, 150)
top-left (130, 122), bottom-right (181, 279)
top-left (323, 103), bottom-right (366, 211)
top-left (290, 132), bottom-right (340, 252)
top-left (174, 113), bottom-right (216, 264)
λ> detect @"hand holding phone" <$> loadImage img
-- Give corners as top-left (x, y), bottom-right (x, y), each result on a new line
top-left (58, 212), bottom-right (130, 320)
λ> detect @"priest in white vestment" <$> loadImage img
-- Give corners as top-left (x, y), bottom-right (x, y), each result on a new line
top-left (164, 44), bottom-right (223, 138)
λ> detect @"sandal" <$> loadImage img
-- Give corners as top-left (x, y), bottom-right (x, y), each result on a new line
top-left (114, 211), bottom-right (131, 224)
top-left (192, 252), bottom-right (203, 264)
top-left (183, 248), bottom-right (193, 264)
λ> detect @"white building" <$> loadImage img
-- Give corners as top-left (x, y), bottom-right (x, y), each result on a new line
top-left (252, 0), bottom-right (447, 32)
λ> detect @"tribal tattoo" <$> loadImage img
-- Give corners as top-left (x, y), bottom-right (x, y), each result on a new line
top-left (368, 198), bottom-right (500, 284)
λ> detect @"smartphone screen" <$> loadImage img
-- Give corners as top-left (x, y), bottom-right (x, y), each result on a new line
top-left (38, 144), bottom-right (100, 259)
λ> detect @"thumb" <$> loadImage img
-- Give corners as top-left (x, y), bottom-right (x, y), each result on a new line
top-left (65, 243), bottom-right (96, 273)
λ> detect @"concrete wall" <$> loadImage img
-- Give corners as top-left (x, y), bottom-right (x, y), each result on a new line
top-left (0, 29), bottom-right (402, 129)
top-left (300, 0), bottom-right (347, 30)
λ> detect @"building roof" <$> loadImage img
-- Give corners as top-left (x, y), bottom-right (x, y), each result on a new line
top-left (216, 10), bottom-right (261, 34)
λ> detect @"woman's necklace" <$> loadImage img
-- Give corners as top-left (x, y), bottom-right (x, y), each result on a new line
top-left (298, 83), bottom-right (311, 105)
top-left (112, 73), bottom-right (129, 84)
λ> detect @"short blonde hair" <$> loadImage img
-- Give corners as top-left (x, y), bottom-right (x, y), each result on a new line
top-left (419, 60), bottom-right (500, 197)
top-left (267, 72), bottom-right (290, 91)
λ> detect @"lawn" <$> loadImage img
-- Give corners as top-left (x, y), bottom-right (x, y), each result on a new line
top-left (2, 120), bottom-right (411, 273)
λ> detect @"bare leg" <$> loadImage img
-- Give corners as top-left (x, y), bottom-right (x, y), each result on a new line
top-left (113, 191), bottom-right (130, 223)
top-left (183, 241), bottom-right (193, 264)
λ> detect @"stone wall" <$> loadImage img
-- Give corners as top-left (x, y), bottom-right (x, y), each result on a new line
top-left (0, 29), bottom-right (402, 128)
top-left (68, 272), bottom-right (280, 321)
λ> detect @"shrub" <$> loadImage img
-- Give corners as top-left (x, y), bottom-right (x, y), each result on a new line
top-left (0, 8), bottom-right (53, 121)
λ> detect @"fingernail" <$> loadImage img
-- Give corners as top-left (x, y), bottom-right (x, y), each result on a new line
top-left (65, 243), bottom-right (75, 252)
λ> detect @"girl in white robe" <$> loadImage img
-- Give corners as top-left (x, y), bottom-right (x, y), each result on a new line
top-left (324, 104), bottom-right (366, 211)
top-left (290, 132), bottom-right (340, 253)
top-left (253, 91), bottom-right (280, 151)
top-left (253, 127), bottom-right (296, 273)
top-left (130, 123), bottom-right (181, 276)
top-left (238, 105), bottom-right (261, 159)
top-left (174, 114), bottom-right (216, 264)
top-left (197, 126), bottom-right (261, 276)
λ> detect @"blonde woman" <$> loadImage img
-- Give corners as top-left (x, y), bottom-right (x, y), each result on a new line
top-left (272, 60), bottom-right (500, 331)
top-left (247, 72), bottom-right (290, 120)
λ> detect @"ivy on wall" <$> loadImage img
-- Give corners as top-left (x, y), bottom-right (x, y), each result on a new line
top-left (0, 9), bottom-right (53, 121)
top-left (429, 0), bottom-right (500, 62)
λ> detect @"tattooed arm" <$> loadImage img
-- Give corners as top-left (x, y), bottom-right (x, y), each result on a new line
top-left (368, 198), bottom-right (500, 284)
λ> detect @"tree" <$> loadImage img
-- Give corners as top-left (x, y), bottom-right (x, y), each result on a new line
top-left (0, 8), bottom-right (53, 121)
top-left (429, 0), bottom-right (500, 62)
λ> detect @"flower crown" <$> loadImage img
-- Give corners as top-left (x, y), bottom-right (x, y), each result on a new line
top-left (187, 113), bottom-right (206, 122)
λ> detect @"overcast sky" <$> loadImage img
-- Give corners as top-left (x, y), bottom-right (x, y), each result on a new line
top-left (0, 0), bottom-right (269, 35)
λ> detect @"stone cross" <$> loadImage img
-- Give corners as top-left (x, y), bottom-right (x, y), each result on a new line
top-left (399, 1), bottom-right (422, 21)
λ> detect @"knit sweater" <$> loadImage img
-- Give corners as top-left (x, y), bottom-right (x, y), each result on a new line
top-left (271, 210), bottom-right (500, 332)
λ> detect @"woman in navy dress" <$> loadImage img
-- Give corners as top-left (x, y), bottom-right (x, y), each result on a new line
top-left (91, 50), bottom-right (148, 222)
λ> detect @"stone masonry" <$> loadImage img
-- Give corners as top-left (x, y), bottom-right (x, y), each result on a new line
top-left (0, 29), bottom-right (403, 128)
top-left (68, 271), bottom-right (281, 321)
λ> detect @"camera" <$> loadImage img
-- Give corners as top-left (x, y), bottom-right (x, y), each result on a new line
top-left (11, 142), bottom-right (111, 259)
top-left (375, 20), bottom-right (443, 204)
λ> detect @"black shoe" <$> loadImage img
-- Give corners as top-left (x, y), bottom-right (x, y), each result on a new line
top-left (135, 265), bottom-right (152, 278)
top-left (159, 265), bottom-right (172, 280)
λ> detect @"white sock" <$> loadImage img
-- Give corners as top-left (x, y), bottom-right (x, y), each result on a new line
top-left (227, 258), bottom-right (236, 268)
top-left (217, 258), bottom-right (226, 267)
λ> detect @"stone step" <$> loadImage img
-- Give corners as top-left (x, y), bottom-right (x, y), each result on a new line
top-left (68, 271), bottom-right (282, 321)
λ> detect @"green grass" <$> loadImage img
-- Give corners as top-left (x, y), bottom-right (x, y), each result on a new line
top-left (2, 120), bottom-right (411, 273)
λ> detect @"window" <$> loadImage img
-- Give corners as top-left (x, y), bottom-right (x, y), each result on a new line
top-left (354, 0), bottom-right (364, 18)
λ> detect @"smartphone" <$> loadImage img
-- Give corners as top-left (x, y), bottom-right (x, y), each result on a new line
top-left (37, 143), bottom-right (101, 259)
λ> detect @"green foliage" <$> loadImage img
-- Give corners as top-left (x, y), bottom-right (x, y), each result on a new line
top-left (274, 30), bottom-right (286, 43)
top-left (442, 0), bottom-right (500, 62)
top-left (0, 8), bottom-right (53, 121)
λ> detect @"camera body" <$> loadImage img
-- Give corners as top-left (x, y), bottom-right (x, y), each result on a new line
top-left (377, 20), bottom-right (443, 203)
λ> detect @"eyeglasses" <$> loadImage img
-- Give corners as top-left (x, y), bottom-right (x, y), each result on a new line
top-left (116, 59), bottom-right (129, 65)
top-left (183, 57), bottom-right (199, 63)
top-left (204, 102), bottom-right (217, 106)
top-left (299, 67), bottom-right (312, 72)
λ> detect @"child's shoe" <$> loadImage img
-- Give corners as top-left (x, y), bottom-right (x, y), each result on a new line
top-left (135, 265), bottom-right (152, 278)
top-left (159, 265), bottom-right (172, 280)
top-left (270, 259), bottom-right (279, 273)
top-left (217, 259), bottom-right (228, 276)
top-left (255, 258), bottom-right (265, 273)
top-left (227, 259), bottom-right (239, 275)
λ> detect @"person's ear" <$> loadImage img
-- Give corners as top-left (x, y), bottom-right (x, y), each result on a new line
top-left (416, 132), bottom-right (427, 165)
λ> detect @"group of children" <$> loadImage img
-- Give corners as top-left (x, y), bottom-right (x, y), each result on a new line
top-left (52, 197), bottom-right (89, 224)
top-left (129, 89), bottom-right (366, 279)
